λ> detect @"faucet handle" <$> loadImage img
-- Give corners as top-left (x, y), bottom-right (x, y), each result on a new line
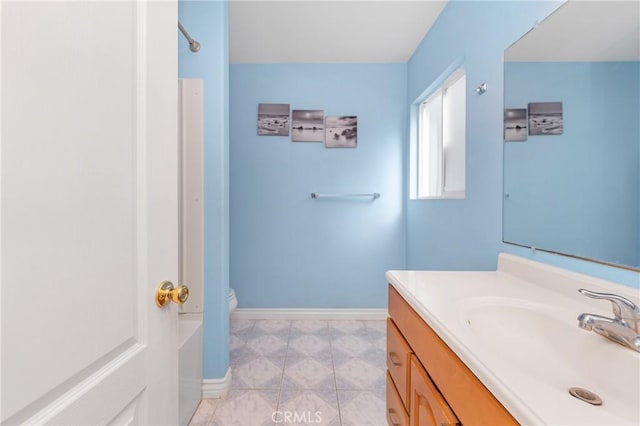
top-left (578, 289), bottom-right (640, 321)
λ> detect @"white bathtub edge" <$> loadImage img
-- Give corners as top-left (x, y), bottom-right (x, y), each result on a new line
top-left (179, 315), bottom-right (203, 426)
top-left (202, 366), bottom-right (232, 399)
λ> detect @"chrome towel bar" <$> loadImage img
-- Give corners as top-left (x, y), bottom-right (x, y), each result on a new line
top-left (310, 192), bottom-right (380, 200)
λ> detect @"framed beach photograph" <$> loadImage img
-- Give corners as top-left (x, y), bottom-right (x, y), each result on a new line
top-left (504, 108), bottom-right (528, 141)
top-left (291, 110), bottom-right (324, 142)
top-left (257, 103), bottom-right (290, 136)
top-left (528, 102), bottom-right (563, 135)
top-left (325, 116), bottom-right (357, 148)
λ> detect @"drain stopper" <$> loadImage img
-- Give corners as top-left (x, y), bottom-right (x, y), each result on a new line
top-left (569, 387), bottom-right (603, 406)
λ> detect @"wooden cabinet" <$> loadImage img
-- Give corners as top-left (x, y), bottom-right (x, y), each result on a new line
top-left (386, 371), bottom-right (410, 426)
top-left (409, 356), bottom-right (459, 426)
top-left (387, 285), bottom-right (518, 426)
top-left (387, 318), bottom-right (411, 409)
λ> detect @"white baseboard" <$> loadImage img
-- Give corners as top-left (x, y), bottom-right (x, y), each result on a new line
top-left (230, 308), bottom-right (388, 321)
top-left (202, 367), bottom-right (232, 399)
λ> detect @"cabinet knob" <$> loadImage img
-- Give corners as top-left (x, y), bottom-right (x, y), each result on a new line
top-left (388, 352), bottom-right (402, 368)
top-left (387, 408), bottom-right (401, 426)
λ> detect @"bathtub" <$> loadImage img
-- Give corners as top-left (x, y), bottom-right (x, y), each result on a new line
top-left (179, 314), bottom-right (203, 426)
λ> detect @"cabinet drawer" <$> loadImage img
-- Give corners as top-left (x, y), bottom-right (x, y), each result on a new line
top-left (386, 371), bottom-right (410, 426)
top-left (387, 318), bottom-right (412, 409)
top-left (389, 285), bottom-right (518, 425)
top-left (409, 355), bottom-right (459, 426)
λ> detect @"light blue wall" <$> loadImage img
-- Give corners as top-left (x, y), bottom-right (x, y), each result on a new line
top-left (230, 64), bottom-right (407, 308)
top-left (405, 1), bottom-right (639, 288)
top-left (178, 0), bottom-right (230, 379)
top-left (406, 1), bottom-right (562, 270)
top-left (504, 61), bottom-right (640, 268)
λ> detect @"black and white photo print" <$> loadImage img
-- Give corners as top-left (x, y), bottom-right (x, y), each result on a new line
top-left (325, 116), bottom-right (357, 148)
top-left (257, 103), bottom-right (290, 136)
top-left (291, 110), bottom-right (324, 142)
top-left (528, 102), bottom-right (563, 135)
top-left (504, 108), bottom-right (528, 141)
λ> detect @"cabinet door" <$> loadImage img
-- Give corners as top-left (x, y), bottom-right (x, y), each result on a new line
top-left (387, 371), bottom-right (410, 426)
top-left (387, 318), bottom-right (412, 409)
top-left (410, 356), bottom-right (459, 426)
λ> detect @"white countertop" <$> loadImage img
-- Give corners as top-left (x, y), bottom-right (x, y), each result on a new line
top-left (386, 253), bottom-right (640, 425)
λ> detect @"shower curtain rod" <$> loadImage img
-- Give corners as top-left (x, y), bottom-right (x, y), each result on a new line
top-left (178, 21), bottom-right (200, 53)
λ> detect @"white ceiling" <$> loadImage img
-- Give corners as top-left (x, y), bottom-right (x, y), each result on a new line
top-left (505, 1), bottom-right (640, 62)
top-left (229, 0), bottom-right (447, 64)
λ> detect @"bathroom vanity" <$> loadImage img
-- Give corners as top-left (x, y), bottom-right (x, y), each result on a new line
top-left (387, 285), bottom-right (516, 425)
top-left (386, 254), bottom-right (640, 425)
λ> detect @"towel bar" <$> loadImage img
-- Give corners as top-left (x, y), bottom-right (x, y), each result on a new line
top-left (310, 192), bottom-right (380, 200)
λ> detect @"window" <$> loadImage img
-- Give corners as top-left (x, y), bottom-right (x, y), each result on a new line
top-left (414, 69), bottom-right (466, 199)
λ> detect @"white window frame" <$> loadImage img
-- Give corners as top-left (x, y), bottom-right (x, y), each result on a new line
top-left (413, 68), bottom-right (466, 200)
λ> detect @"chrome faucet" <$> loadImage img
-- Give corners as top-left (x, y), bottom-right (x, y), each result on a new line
top-left (577, 289), bottom-right (640, 352)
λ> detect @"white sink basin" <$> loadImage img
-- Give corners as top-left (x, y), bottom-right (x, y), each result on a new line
top-left (457, 296), bottom-right (640, 425)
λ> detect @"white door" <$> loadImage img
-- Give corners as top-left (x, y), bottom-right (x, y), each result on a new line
top-left (1, 1), bottom-right (179, 424)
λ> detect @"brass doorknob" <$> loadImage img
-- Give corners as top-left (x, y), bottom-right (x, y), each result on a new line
top-left (155, 281), bottom-right (189, 307)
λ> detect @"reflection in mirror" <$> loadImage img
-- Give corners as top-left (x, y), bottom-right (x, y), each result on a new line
top-left (503, 1), bottom-right (640, 270)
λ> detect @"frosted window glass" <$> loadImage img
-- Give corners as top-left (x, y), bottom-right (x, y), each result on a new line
top-left (442, 74), bottom-right (466, 195)
top-left (415, 69), bottom-right (465, 199)
top-left (418, 90), bottom-right (443, 198)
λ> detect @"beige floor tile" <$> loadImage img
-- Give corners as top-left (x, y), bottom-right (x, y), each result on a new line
top-left (288, 333), bottom-right (332, 357)
top-left (338, 389), bottom-right (386, 426)
top-left (245, 333), bottom-right (289, 357)
top-left (334, 357), bottom-right (386, 390)
top-left (278, 389), bottom-right (340, 425)
top-left (211, 390), bottom-right (279, 426)
top-left (188, 398), bottom-right (219, 426)
top-left (231, 356), bottom-right (285, 389)
top-left (291, 320), bottom-right (331, 335)
top-left (253, 319), bottom-right (292, 335)
top-left (282, 356), bottom-right (336, 390)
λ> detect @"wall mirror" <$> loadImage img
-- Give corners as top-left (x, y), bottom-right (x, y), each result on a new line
top-left (503, 1), bottom-right (640, 270)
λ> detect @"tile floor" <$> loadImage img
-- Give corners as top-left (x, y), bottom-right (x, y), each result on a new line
top-left (189, 319), bottom-right (387, 426)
